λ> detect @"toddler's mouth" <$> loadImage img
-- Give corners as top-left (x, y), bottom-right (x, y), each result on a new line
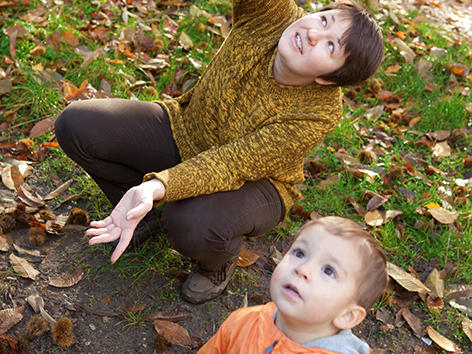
top-left (284, 284), bottom-right (301, 299)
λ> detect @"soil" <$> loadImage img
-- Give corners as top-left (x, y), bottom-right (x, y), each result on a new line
top-left (1, 1), bottom-right (472, 353)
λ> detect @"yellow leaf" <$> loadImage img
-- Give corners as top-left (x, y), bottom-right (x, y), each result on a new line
top-left (425, 202), bottom-right (440, 209)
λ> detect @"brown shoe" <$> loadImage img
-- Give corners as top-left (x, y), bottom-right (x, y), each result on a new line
top-left (110, 209), bottom-right (162, 247)
top-left (181, 255), bottom-right (239, 304)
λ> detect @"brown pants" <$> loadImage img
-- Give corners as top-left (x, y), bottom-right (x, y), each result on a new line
top-left (55, 99), bottom-right (284, 270)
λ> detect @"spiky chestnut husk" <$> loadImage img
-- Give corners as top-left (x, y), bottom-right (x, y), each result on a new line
top-left (65, 208), bottom-right (89, 226)
top-left (29, 227), bottom-right (48, 246)
top-left (51, 317), bottom-right (74, 348)
top-left (27, 315), bottom-right (48, 337)
top-left (0, 214), bottom-right (16, 232)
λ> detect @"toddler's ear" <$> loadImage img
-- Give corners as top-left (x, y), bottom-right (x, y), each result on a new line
top-left (333, 305), bottom-right (366, 330)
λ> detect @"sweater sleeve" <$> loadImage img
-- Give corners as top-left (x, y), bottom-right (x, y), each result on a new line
top-left (232, 0), bottom-right (302, 31)
top-left (143, 108), bottom-right (339, 205)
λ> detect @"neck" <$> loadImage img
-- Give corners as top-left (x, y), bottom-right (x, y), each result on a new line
top-left (275, 311), bottom-right (339, 344)
top-left (273, 52), bottom-right (315, 86)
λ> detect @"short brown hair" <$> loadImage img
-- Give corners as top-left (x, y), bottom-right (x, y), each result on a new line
top-left (316, 0), bottom-right (384, 86)
top-left (295, 216), bottom-right (388, 310)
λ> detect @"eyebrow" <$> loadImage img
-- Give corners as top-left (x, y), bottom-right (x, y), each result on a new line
top-left (330, 14), bottom-right (342, 52)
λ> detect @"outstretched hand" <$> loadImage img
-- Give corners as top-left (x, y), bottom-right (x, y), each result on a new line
top-left (86, 179), bottom-right (165, 263)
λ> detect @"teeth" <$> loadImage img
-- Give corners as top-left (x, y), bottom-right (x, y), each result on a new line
top-left (295, 34), bottom-right (302, 53)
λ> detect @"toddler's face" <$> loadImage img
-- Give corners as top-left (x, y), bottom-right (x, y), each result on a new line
top-left (276, 9), bottom-right (351, 85)
top-left (270, 224), bottom-right (362, 333)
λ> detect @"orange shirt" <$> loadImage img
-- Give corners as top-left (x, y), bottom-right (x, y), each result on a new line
top-left (197, 302), bottom-right (343, 354)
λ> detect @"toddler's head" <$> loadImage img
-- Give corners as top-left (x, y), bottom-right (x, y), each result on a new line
top-left (270, 216), bottom-right (387, 342)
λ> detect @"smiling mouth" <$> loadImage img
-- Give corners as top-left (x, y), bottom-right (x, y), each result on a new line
top-left (284, 284), bottom-right (301, 299)
top-left (295, 33), bottom-right (302, 54)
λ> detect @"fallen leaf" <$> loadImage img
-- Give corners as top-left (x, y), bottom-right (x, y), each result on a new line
top-left (0, 307), bottom-right (24, 334)
top-left (384, 210), bottom-right (403, 223)
top-left (432, 141), bottom-right (452, 158)
top-left (9, 253), bottom-right (40, 280)
top-left (364, 105), bottom-right (384, 121)
top-left (154, 320), bottom-right (191, 346)
top-left (428, 208), bottom-right (458, 224)
top-left (402, 307), bottom-right (426, 338)
top-left (425, 268), bottom-right (444, 299)
top-left (0, 233), bottom-right (13, 251)
top-left (445, 284), bottom-right (472, 301)
top-left (366, 195), bottom-right (389, 210)
top-left (1, 165), bottom-right (22, 191)
top-left (387, 262), bottom-right (430, 295)
top-left (426, 296), bottom-right (444, 313)
top-left (365, 209), bottom-right (384, 226)
top-left (43, 179), bottom-right (73, 200)
top-left (145, 311), bottom-right (192, 322)
top-left (427, 326), bottom-right (463, 353)
top-left (17, 184), bottom-right (45, 207)
top-left (49, 268), bottom-right (84, 288)
top-left (0, 79), bottom-right (12, 94)
top-left (462, 317), bottom-right (472, 343)
top-left (237, 247), bottom-right (259, 267)
top-left (29, 116), bottom-right (57, 138)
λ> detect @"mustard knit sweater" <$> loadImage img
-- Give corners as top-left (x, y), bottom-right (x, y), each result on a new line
top-left (143, 0), bottom-right (342, 219)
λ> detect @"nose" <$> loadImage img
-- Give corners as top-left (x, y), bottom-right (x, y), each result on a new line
top-left (294, 262), bottom-right (311, 282)
top-left (307, 29), bottom-right (320, 46)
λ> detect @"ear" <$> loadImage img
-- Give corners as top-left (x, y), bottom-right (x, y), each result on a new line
top-left (314, 77), bottom-right (337, 86)
top-left (333, 305), bottom-right (366, 330)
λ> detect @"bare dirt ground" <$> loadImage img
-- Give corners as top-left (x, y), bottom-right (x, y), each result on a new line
top-left (2, 1), bottom-right (472, 353)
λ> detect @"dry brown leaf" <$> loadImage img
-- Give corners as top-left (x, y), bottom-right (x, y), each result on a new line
top-left (366, 195), bottom-right (389, 210)
top-left (445, 284), bottom-right (472, 301)
top-left (13, 244), bottom-right (41, 262)
top-left (462, 317), bottom-right (472, 343)
top-left (237, 248), bottom-right (259, 268)
top-left (269, 245), bottom-right (283, 270)
top-left (0, 306), bottom-right (24, 334)
top-left (49, 268), bottom-right (84, 288)
top-left (365, 209), bottom-right (384, 226)
top-left (425, 268), bottom-right (444, 299)
top-left (26, 294), bottom-right (57, 325)
top-left (0, 78), bottom-right (12, 94)
top-left (9, 253), bottom-right (40, 280)
top-left (1, 165), bottom-right (22, 191)
top-left (364, 104), bottom-right (384, 121)
top-left (402, 307), bottom-right (426, 338)
top-left (387, 262), bottom-right (430, 295)
top-left (317, 174), bottom-right (340, 191)
top-left (154, 320), bottom-right (191, 346)
top-left (428, 208), bottom-right (458, 224)
top-left (29, 116), bottom-right (57, 138)
top-left (17, 184), bottom-right (45, 207)
top-left (384, 210), bottom-right (403, 223)
top-left (346, 195), bottom-right (366, 216)
top-left (145, 311), bottom-right (192, 322)
top-left (43, 179), bottom-right (73, 200)
top-left (426, 296), bottom-right (444, 314)
top-left (0, 233), bottom-right (13, 251)
top-left (427, 326), bottom-right (463, 353)
top-left (433, 141), bottom-right (452, 158)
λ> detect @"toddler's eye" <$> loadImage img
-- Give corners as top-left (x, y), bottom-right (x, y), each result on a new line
top-left (293, 249), bottom-right (305, 259)
top-left (321, 16), bottom-right (327, 27)
top-left (328, 41), bottom-right (334, 53)
top-left (323, 266), bottom-right (336, 278)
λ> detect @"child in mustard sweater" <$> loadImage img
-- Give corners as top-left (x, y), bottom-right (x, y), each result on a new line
top-left (197, 217), bottom-right (388, 354)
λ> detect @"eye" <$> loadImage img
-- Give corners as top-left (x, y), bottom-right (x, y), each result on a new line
top-left (322, 265), bottom-right (336, 278)
top-left (293, 248), bottom-right (306, 259)
top-left (328, 41), bottom-right (334, 53)
top-left (321, 15), bottom-right (327, 27)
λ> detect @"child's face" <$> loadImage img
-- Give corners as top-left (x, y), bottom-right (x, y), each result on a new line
top-left (276, 9), bottom-right (351, 85)
top-left (270, 225), bottom-right (362, 335)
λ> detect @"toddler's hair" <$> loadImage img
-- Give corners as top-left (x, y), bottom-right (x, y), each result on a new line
top-left (316, 0), bottom-right (384, 86)
top-left (295, 216), bottom-right (388, 310)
